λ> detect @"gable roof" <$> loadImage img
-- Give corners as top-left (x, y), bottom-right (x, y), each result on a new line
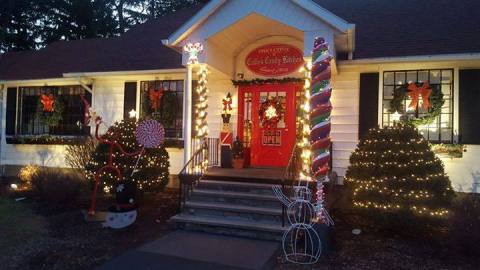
top-left (1, 0), bottom-right (480, 81)
top-left (313, 0), bottom-right (480, 59)
top-left (165, 0), bottom-right (354, 47)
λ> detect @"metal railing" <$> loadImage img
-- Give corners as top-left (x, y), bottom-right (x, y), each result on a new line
top-left (178, 137), bottom-right (219, 210)
top-left (280, 143), bottom-right (334, 227)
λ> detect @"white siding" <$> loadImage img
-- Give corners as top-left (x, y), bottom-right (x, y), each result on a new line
top-left (330, 71), bottom-right (360, 180)
top-left (1, 75), bottom-right (185, 175)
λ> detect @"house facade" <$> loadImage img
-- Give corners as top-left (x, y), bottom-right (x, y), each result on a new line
top-left (1, 0), bottom-right (479, 192)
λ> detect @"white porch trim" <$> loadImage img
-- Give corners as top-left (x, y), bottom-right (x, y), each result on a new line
top-left (339, 53), bottom-right (480, 65)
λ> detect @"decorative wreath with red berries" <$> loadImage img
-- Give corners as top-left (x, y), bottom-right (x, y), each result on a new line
top-left (258, 97), bottom-right (284, 128)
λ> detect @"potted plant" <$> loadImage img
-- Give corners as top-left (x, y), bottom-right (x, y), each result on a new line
top-left (231, 136), bottom-right (245, 169)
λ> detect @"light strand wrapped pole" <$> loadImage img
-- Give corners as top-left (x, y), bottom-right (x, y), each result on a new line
top-left (298, 60), bottom-right (312, 182)
top-left (310, 37), bottom-right (334, 223)
top-left (195, 65), bottom-right (209, 172)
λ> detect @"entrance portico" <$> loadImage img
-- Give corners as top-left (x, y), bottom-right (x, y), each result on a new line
top-left (163, 0), bottom-right (355, 168)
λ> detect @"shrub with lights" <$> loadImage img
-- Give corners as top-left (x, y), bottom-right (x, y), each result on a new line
top-left (85, 119), bottom-right (169, 193)
top-left (345, 124), bottom-right (454, 232)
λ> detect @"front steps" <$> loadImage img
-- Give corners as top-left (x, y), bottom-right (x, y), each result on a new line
top-left (169, 179), bottom-right (288, 241)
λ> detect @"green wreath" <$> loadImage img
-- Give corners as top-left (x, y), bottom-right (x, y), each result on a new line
top-left (142, 91), bottom-right (176, 128)
top-left (37, 97), bottom-right (64, 127)
top-left (389, 83), bottom-right (444, 126)
top-left (258, 97), bottom-right (284, 128)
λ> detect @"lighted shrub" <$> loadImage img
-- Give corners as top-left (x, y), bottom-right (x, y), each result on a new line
top-left (345, 124), bottom-right (455, 233)
top-left (85, 119), bottom-right (169, 193)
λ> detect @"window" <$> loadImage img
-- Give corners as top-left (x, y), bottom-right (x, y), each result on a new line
top-left (382, 69), bottom-right (454, 143)
top-left (140, 80), bottom-right (184, 139)
top-left (18, 85), bottom-right (89, 136)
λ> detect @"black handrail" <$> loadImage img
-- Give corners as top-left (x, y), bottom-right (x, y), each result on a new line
top-left (178, 138), bottom-right (219, 211)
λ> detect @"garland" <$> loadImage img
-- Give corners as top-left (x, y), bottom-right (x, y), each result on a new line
top-left (258, 97), bottom-right (283, 128)
top-left (389, 82), bottom-right (444, 126)
top-left (232, 77), bottom-right (303, 86)
top-left (37, 95), bottom-right (64, 127)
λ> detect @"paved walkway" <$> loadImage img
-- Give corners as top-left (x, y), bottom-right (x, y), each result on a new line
top-left (97, 231), bottom-right (280, 270)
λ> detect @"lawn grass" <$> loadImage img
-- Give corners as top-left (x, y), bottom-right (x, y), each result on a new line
top-left (0, 198), bottom-right (47, 253)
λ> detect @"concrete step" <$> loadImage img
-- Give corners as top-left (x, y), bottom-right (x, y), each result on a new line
top-left (170, 214), bottom-right (287, 241)
top-left (190, 189), bottom-right (283, 208)
top-left (183, 201), bottom-right (283, 224)
top-left (197, 179), bottom-right (280, 195)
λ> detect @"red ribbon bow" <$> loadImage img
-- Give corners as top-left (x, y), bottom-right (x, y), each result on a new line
top-left (407, 82), bottom-right (432, 109)
top-left (222, 99), bottom-right (232, 112)
top-left (149, 88), bottom-right (164, 110)
top-left (40, 94), bottom-right (55, 112)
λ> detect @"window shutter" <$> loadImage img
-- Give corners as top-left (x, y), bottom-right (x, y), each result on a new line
top-left (359, 73), bottom-right (379, 139)
top-left (83, 89), bottom-right (92, 135)
top-left (5, 87), bottom-right (18, 136)
top-left (124, 82), bottom-right (137, 119)
top-left (459, 69), bottom-right (480, 144)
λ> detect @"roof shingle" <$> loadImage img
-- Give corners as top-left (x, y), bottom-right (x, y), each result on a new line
top-left (1, 1), bottom-right (479, 80)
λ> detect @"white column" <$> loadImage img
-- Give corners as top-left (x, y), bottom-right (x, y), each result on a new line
top-left (184, 65), bottom-right (193, 163)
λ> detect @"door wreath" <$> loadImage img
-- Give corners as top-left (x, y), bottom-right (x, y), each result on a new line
top-left (389, 82), bottom-right (444, 126)
top-left (258, 97), bottom-right (284, 128)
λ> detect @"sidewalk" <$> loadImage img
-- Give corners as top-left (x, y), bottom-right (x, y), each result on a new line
top-left (97, 230), bottom-right (280, 270)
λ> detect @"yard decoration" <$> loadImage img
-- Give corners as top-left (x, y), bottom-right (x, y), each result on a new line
top-left (85, 119), bottom-right (169, 215)
top-left (345, 124), bottom-right (454, 230)
top-left (272, 37), bottom-right (334, 265)
top-left (89, 118), bottom-right (166, 228)
top-left (258, 96), bottom-right (283, 128)
top-left (389, 82), bottom-right (444, 126)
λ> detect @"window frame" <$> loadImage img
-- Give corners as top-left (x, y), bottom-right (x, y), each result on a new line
top-left (139, 80), bottom-right (185, 140)
top-left (381, 69), bottom-right (455, 143)
top-left (15, 85), bottom-right (90, 137)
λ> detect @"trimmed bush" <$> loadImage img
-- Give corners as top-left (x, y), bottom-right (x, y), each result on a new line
top-left (31, 168), bottom-right (86, 206)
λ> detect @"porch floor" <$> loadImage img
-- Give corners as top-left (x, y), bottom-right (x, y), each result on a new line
top-left (205, 166), bottom-right (288, 184)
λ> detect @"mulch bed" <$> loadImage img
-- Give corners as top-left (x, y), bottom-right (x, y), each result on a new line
top-left (0, 188), bottom-right (179, 270)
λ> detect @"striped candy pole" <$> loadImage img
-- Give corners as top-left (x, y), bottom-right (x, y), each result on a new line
top-left (310, 37), bottom-right (333, 224)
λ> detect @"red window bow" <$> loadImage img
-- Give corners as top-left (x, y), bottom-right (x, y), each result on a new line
top-left (40, 94), bottom-right (55, 112)
top-left (149, 88), bottom-right (164, 110)
top-left (407, 82), bottom-right (432, 109)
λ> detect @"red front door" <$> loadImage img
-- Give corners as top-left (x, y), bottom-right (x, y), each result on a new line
top-left (238, 83), bottom-right (299, 167)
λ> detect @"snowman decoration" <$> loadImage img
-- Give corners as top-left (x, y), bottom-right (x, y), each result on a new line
top-left (103, 119), bottom-right (165, 229)
top-left (273, 185), bottom-right (333, 264)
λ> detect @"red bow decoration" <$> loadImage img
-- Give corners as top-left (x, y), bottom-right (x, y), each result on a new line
top-left (407, 82), bottom-right (432, 109)
top-left (222, 98), bottom-right (232, 112)
top-left (149, 88), bottom-right (164, 110)
top-left (40, 94), bottom-right (55, 112)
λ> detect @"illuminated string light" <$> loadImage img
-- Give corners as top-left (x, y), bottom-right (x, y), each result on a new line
top-left (194, 65), bottom-right (209, 171)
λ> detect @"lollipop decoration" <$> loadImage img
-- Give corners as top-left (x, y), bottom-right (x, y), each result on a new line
top-left (135, 119), bottom-right (165, 148)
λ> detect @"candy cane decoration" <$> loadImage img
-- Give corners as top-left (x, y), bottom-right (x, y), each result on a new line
top-left (310, 37), bottom-right (334, 224)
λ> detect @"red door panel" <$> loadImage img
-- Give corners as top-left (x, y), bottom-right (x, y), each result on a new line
top-left (238, 83), bottom-right (299, 167)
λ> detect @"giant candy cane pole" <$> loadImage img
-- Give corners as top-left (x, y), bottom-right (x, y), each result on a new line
top-left (310, 37), bottom-right (334, 224)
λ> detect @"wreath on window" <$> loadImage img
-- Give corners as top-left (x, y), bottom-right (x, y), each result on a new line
top-left (389, 82), bottom-right (444, 126)
top-left (37, 94), bottom-right (64, 127)
top-left (142, 90), bottom-right (176, 128)
top-left (258, 97), bottom-right (284, 128)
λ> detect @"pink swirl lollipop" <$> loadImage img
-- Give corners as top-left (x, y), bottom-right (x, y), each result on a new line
top-left (135, 119), bottom-right (165, 148)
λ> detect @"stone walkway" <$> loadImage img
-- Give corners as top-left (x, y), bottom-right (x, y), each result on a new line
top-left (97, 231), bottom-right (280, 270)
